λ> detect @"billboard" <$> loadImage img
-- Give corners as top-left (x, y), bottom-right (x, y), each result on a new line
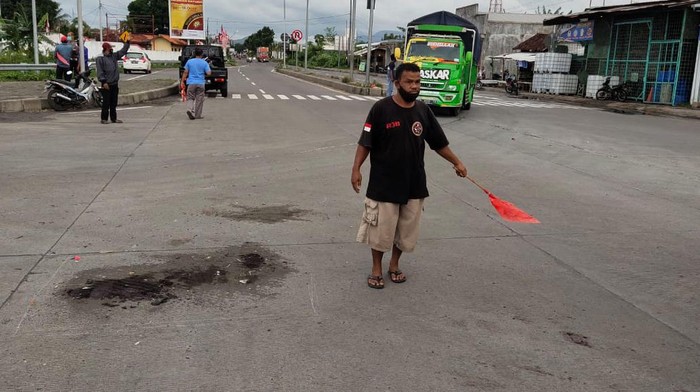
top-left (169, 0), bottom-right (205, 40)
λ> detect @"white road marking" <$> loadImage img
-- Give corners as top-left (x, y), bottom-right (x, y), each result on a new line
top-left (259, 89), bottom-right (266, 94)
top-left (248, 94), bottom-right (258, 100)
top-left (321, 95), bottom-right (337, 100)
top-left (251, 82), bottom-right (256, 86)
top-left (470, 97), bottom-right (589, 109)
top-left (231, 94), bottom-right (241, 99)
top-left (292, 95), bottom-right (306, 100)
top-left (365, 96), bottom-right (381, 101)
top-left (335, 95), bottom-right (352, 101)
top-left (263, 94), bottom-right (274, 100)
top-left (125, 71), bottom-right (159, 81)
top-left (61, 106), bottom-right (153, 115)
top-left (349, 95), bottom-right (366, 101)
top-left (308, 95), bottom-right (322, 100)
top-left (277, 95), bottom-right (289, 100)
top-left (245, 77), bottom-right (250, 80)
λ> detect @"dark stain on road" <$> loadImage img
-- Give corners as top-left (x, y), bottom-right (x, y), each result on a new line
top-left (563, 331), bottom-right (591, 347)
top-left (168, 238), bottom-right (193, 246)
top-left (202, 204), bottom-right (309, 224)
top-left (61, 243), bottom-right (291, 308)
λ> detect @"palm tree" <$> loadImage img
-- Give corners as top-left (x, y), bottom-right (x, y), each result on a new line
top-left (0, 8), bottom-right (53, 56)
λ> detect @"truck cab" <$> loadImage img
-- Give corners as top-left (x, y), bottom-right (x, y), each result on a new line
top-left (404, 11), bottom-right (481, 116)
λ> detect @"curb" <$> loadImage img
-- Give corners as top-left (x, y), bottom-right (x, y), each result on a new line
top-left (0, 82), bottom-right (180, 113)
top-left (276, 68), bottom-right (385, 96)
top-left (517, 91), bottom-right (700, 120)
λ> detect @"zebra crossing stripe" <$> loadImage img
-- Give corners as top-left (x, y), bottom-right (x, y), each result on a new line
top-left (365, 96), bottom-right (381, 101)
top-left (248, 94), bottom-right (258, 100)
top-left (263, 94), bottom-right (274, 100)
top-left (335, 95), bottom-right (353, 101)
top-left (293, 95), bottom-right (306, 100)
top-left (321, 95), bottom-right (337, 100)
top-left (308, 95), bottom-right (322, 100)
top-left (278, 95), bottom-right (289, 100)
top-left (231, 94), bottom-right (241, 99)
top-left (349, 95), bottom-right (366, 101)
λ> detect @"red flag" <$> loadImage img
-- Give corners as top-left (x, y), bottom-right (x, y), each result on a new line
top-left (466, 176), bottom-right (540, 224)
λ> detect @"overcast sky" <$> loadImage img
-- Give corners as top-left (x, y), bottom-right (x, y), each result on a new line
top-left (56, 0), bottom-right (639, 40)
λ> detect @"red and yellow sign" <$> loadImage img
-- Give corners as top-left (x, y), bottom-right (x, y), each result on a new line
top-left (169, 0), bottom-right (205, 40)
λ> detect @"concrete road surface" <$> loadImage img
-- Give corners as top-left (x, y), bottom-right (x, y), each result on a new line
top-left (1, 62), bottom-right (699, 391)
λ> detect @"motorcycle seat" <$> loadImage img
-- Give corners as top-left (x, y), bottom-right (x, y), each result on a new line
top-left (51, 79), bottom-right (75, 86)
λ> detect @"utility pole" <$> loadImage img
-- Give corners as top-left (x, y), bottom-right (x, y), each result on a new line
top-left (99, 0), bottom-right (104, 41)
top-left (365, 0), bottom-right (375, 86)
top-left (304, 0), bottom-right (309, 69)
top-left (349, 0), bottom-right (357, 78)
top-left (283, 0), bottom-right (287, 68)
top-left (78, 0), bottom-right (84, 73)
top-left (31, 0), bottom-right (39, 64)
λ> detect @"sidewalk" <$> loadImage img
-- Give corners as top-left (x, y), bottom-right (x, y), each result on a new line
top-left (282, 66), bottom-right (700, 120)
top-left (0, 79), bottom-right (178, 113)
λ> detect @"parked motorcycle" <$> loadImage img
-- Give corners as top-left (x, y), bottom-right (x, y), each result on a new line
top-left (44, 71), bottom-right (103, 111)
top-left (596, 76), bottom-right (629, 102)
top-left (505, 75), bottom-right (519, 95)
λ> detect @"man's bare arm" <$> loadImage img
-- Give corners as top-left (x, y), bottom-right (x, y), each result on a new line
top-left (351, 145), bottom-right (370, 193)
top-left (436, 146), bottom-right (467, 177)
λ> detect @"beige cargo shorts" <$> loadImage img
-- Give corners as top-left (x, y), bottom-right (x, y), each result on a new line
top-left (356, 197), bottom-right (425, 253)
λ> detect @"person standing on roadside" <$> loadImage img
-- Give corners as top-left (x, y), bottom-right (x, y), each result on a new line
top-left (180, 47), bottom-right (211, 120)
top-left (96, 40), bottom-right (130, 124)
top-left (54, 35), bottom-right (72, 81)
top-left (386, 54), bottom-right (396, 97)
top-left (351, 62), bottom-right (468, 289)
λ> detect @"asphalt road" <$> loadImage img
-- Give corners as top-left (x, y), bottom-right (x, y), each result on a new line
top-left (1, 62), bottom-right (699, 391)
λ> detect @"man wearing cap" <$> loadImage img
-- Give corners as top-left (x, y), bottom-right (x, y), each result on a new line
top-left (54, 35), bottom-right (73, 81)
top-left (96, 40), bottom-right (130, 124)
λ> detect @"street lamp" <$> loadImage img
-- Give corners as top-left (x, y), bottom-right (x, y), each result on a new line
top-left (365, 0), bottom-right (375, 86)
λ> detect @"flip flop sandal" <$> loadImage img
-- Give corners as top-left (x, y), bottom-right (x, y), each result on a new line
top-left (367, 274), bottom-right (384, 289)
top-left (388, 270), bottom-right (406, 283)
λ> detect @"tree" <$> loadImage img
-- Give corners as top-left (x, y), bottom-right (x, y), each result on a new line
top-left (233, 43), bottom-right (246, 54)
top-left (382, 32), bottom-right (401, 40)
top-left (0, 8), bottom-right (52, 55)
top-left (1, 0), bottom-right (69, 34)
top-left (243, 26), bottom-right (274, 52)
top-left (314, 34), bottom-right (325, 47)
top-left (127, 0), bottom-right (169, 34)
top-left (536, 5), bottom-right (565, 14)
top-left (324, 26), bottom-right (336, 46)
top-left (60, 17), bottom-right (91, 38)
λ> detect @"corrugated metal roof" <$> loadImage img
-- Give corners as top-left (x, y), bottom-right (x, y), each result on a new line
top-left (544, 0), bottom-right (700, 25)
top-left (513, 33), bottom-right (549, 52)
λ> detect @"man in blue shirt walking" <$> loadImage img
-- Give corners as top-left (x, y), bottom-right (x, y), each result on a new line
top-left (180, 48), bottom-right (212, 120)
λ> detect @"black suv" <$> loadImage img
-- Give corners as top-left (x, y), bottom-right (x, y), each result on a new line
top-left (179, 45), bottom-right (228, 97)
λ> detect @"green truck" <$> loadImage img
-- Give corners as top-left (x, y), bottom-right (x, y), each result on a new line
top-left (403, 11), bottom-right (481, 116)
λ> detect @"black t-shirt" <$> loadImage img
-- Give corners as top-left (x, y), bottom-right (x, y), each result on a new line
top-left (358, 97), bottom-right (449, 204)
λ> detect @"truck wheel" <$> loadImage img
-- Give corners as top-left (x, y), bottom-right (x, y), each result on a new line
top-left (450, 107), bottom-right (461, 116)
top-left (221, 88), bottom-right (228, 98)
top-left (464, 102), bottom-right (471, 110)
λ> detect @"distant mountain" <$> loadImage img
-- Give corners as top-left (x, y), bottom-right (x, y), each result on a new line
top-left (356, 30), bottom-right (404, 43)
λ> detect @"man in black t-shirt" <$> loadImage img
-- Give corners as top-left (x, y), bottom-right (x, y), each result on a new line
top-left (352, 62), bottom-right (467, 289)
